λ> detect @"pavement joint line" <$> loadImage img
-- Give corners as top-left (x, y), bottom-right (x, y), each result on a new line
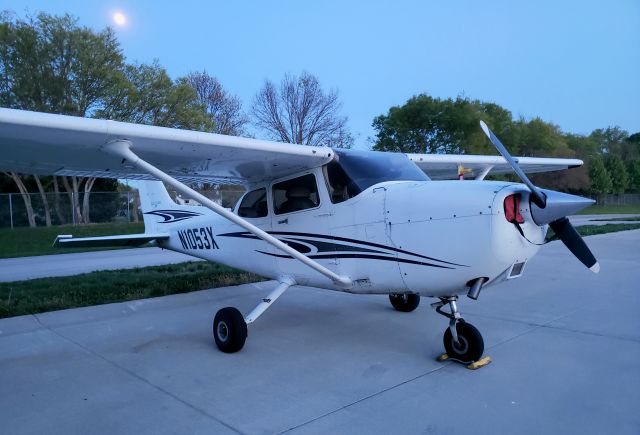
top-left (279, 362), bottom-right (453, 434)
top-left (537, 324), bottom-right (640, 343)
top-left (480, 301), bottom-right (614, 352)
top-left (30, 313), bottom-right (246, 435)
top-left (466, 311), bottom-right (640, 344)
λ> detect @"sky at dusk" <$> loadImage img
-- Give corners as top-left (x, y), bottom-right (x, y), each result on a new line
top-left (3, 0), bottom-right (640, 147)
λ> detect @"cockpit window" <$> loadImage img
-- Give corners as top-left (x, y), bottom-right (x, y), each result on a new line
top-left (323, 161), bottom-right (360, 204)
top-left (324, 149), bottom-right (429, 203)
top-left (238, 188), bottom-right (268, 218)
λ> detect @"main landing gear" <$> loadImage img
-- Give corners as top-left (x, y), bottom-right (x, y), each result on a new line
top-left (213, 307), bottom-right (247, 353)
top-left (431, 296), bottom-right (484, 363)
top-left (389, 293), bottom-right (420, 312)
top-left (212, 278), bottom-right (294, 353)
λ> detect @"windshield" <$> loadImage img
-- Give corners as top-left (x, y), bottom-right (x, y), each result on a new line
top-left (324, 149), bottom-right (429, 203)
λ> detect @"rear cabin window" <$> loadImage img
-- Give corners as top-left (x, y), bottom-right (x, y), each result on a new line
top-left (273, 174), bottom-right (319, 215)
top-left (238, 188), bottom-right (268, 218)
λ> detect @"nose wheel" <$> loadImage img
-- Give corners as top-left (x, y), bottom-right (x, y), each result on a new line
top-left (443, 320), bottom-right (483, 363)
top-left (432, 297), bottom-right (484, 363)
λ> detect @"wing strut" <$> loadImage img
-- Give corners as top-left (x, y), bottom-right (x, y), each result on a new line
top-left (103, 140), bottom-right (352, 289)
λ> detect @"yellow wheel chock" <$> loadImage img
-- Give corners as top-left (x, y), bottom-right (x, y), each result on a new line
top-left (437, 353), bottom-right (492, 370)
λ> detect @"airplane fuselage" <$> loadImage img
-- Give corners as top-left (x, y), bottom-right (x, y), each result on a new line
top-left (154, 179), bottom-right (545, 298)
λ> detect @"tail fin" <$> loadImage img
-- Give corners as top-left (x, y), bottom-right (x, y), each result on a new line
top-left (132, 180), bottom-right (204, 233)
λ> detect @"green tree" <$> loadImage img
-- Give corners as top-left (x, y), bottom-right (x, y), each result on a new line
top-left (603, 155), bottom-right (629, 194)
top-left (0, 12), bottom-right (126, 225)
top-left (372, 94), bottom-right (477, 154)
top-left (513, 118), bottom-right (572, 157)
top-left (626, 160), bottom-right (640, 192)
top-left (0, 12), bottom-right (124, 116)
top-left (589, 126), bottom-right (639, 160)
top-left (99, 62), bottom-right (210, 130)
top-left (371, 94), bottom-right (573, 157)
top-left (588, 155), bottom-right (612, 197)
top-left (1, 12), bottom-right (212, 226)
top-left (372, 94), bottom-right (582, 191)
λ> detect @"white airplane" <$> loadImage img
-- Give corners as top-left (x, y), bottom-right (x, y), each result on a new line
top-left (0, 108), bottom-right (598, 363)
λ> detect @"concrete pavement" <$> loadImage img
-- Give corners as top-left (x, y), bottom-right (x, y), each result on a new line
top-left (0, 247), bottom-right (198, 282)
top-left (0, 230), bottom-right (638, 434)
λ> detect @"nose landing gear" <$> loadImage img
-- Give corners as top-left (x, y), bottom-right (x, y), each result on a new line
top-left (431, 296), bottom-right (484, 364)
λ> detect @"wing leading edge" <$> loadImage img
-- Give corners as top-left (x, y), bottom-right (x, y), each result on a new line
top-left (0, 108), bottom-right (334, 185)
top-left (407, 153), bottom-right (583, 180)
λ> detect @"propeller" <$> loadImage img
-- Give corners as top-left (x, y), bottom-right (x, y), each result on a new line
top-left (479, 121), bottom-right (599, 273)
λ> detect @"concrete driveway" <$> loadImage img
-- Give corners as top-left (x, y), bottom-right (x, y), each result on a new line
top-left (0, 230), bottom-right (638, 434)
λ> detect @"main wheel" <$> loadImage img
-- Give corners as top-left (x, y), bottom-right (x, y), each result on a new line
top-left (213, 307), bottom-right (247, 353)
top-left (443, 321), bottom-right (484, 363)
top-left (389, 293), bottom-right (420, 312)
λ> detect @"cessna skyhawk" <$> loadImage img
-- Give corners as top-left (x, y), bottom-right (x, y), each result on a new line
top-left (0, 108), bottom-right (598, 363)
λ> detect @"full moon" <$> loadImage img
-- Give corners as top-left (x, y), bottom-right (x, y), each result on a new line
top-left (112, 11), bottom-right (127, 26)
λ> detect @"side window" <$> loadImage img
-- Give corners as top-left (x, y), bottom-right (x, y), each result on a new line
top-left (238, 188), bottom-right (268, 218)
top-left (273, 174), bottom-right (320, 215)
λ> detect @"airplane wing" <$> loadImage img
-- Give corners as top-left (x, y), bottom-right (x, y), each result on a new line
top-left (0, 108), bottom-right (334, 185)
top-left (407, 154), bottom-right (583, 180)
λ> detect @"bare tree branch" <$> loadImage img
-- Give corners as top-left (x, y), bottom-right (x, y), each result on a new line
top-left (251, 72), bottom-right (352, 148)
top-left (185, 71), bottom-right (249, 136)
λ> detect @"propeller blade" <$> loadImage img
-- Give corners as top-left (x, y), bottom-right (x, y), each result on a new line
top-left (479, 120), bottom-right (547, 208)
top-left (549, 217), bottom-right (600, 273)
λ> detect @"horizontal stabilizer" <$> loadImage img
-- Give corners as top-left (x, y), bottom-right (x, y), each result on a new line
top-left (53, 233), bottom-right (169, 248)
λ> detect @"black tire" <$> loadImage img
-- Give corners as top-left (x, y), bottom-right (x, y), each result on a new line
top-left (443, 321), bottom-right (484, 363)
top-left (213, 307), bottom-right (247, 353)
top-left (389, 293), bottom-right (420, 312)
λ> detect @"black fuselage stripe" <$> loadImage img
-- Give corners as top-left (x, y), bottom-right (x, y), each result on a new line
top-left (219, 231), bottom-right (467, 267)
top-left (255, 251), bottom-right (454, 269)
top-left (270, 232), bottom-right (465, 266)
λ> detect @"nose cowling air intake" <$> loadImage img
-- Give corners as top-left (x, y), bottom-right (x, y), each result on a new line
top-left (480, 121), bottom-right (599, 274)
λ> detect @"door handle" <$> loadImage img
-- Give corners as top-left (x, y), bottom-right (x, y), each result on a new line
top-left (278, 218), bottom-right (288, 224)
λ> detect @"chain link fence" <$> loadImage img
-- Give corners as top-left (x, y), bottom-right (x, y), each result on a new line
top-left (598, 193), bottom-right (640, 206)
top-left (0, 187), bottom-right (245, 228)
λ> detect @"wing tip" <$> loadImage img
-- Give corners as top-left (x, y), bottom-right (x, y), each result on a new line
top-left (52, 234), bottom-right (73, 247)
top-left (589, 262), bottom-right (600, 274)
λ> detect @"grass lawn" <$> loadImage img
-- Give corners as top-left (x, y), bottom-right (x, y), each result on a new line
top-left (576, 204), bottom-right (640, 215)
top-left (591, 216), bottom-right (640, 222)
top-left (547, 223), bottom-right (640, 241)
top-left (0, 222), bottom-right (145, 259)
top-left (0, 261), bottom-right (264, 319)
